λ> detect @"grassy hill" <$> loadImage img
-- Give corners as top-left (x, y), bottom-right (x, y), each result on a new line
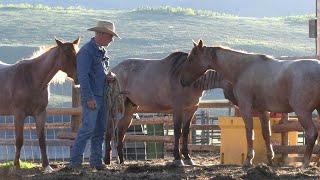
top-left (0, 4), bottom-right (316, 103)
top-left (0, 4), bottom-right (315, 65)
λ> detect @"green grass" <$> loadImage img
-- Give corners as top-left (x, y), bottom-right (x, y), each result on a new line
top-left (0, 161), bottom-right (37, 169)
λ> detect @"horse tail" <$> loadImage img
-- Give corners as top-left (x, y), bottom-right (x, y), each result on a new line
top-left (193, 70), bottom-right (223, 90)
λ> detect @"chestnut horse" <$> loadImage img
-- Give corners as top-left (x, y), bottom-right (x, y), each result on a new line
top-left (0, 38), bottom-right (80, 172)
top-left (181, 40), bottom-right (320, 167)
top-left (104, 52), bottom-right (235, 166)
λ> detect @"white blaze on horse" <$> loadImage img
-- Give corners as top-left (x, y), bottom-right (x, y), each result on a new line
top-left (0, 38), bottom-right (80, 172)
top-left (181, 40), bottom-right (319, 167)
top-left (104, 52), bottom-right (235, 166)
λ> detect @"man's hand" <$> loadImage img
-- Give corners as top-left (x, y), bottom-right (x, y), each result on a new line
top-left (87, 99), bottom-right (97, 110)
top-left (106, 72), bottom-right (116, 83)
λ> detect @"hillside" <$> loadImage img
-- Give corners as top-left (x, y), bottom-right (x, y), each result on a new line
top-left (0, 4), bottom-right (315, 66)
top-left (0, 0), bottom-right (314, 17)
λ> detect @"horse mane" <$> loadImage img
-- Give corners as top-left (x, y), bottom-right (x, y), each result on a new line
top-left (211, 46), bottom-right (273, 61)
top-left (192, 70), bottom-right (223, 90)
top-left (15, 45), bottom-right (67, 84)
top-left (29, 46), bottom-right (53, 59)
top-left (169, 51), bottom-right (188, 76)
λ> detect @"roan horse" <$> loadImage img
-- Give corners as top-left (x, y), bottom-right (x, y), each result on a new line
top-left (0, 38), bottom-right (80, 172)
top-left (181, 40), bottom-right (320, 167)
top-left (104, 51), bottom-right (235, 166)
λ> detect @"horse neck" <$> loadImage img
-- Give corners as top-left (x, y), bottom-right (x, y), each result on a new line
top-left (212, 48), bottom-right (253, 83)
top-left (169, 52), bottom-right (189, 79)
top-left (192, 71), bottom-right (225, 90)
top-left (32, 47), bottom-right (60, 88)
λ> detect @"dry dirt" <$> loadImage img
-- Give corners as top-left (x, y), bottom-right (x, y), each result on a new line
top-left (0, 153), bottom-right (319, 180)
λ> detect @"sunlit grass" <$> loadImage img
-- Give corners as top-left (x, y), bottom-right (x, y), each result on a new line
top-left (0, 161), bottom-right (37, 169)
top-left (0, 3), bottom-right (88, 12)
top-left (133, 6), bottom-right (237, 18)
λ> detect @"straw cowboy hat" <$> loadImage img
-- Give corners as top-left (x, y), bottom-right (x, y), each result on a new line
top-left (88, 20), bottom-right (120, 38)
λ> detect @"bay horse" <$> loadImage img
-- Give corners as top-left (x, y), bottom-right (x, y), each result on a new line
top-left (0, 38), bottom-right (80, 172)
top-left (104, 52), bottom-right (235, 166)
top-left (180, 40), bottom-right (320, 167)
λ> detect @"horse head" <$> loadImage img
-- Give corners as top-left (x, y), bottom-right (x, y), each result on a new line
top-left (55, 37), bottom-right (80, 85)
top-left (180, 39), bottom-right (213, 87)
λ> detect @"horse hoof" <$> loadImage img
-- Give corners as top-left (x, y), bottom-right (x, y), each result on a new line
top-left (116, 157), bottom-right (122, 164)
top-left (184, 159), bottom-right (195, 166)
top-left (104, 158), bottom-right (111, 165)
top-left (9, 166), bottom-right (18, 174)
top-left (301, 163), bottom-right (310, 169)
top-left (243, 160), bottom-right (253, 168)
top-left (44, 165), bottom-right (54, 173)
top-left (173, 160), bottom-right (185, 167)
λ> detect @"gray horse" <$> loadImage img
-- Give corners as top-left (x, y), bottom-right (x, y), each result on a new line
top-left (104, 52), bottom-right (235, 166)
top-left (181, 40), bottom-right (319, 167)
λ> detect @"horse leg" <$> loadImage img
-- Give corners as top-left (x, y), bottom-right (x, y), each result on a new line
top-left (237, 99), bottom-right (254, 167)
top-left (316, 108), bottom-right (320, 166)
top-left (13, 111), bottom-right (26, 168)
top-left (258, 111), bottom-right (274, 165)
top-left (295, 110), bottom-right (318, 167)
top-left (116, 99), bottom-right (137, 164)
top-left (104, 114), bottom-right (113, 165)
top-left (172, 108), bottom-right (184, 166)
top-left (181, 108), bottom-right (197, 165)
top-left (35, 111), bottom-right (52, 172)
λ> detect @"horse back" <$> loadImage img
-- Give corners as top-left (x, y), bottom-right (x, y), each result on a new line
top-left (236, 59), bottom-right (320, 112)
top-left (0, 61), bottom-right (48, 115)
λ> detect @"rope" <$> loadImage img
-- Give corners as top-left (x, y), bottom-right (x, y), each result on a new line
top-left (105, 76), bottom-right (126, 159)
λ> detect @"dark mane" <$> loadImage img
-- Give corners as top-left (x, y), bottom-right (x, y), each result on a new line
top-left (169, 51), bottom-right (188, 76)
top-left (192, 70), bottom-right (223, 90)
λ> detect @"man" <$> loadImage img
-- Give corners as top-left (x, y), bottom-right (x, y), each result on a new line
top-left (70, 20), bottom-right (119, 170)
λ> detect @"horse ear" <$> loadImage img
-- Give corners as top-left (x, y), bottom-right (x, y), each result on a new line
top-left (55, 38), bottom-right (64, 47)
top-left (73, 37), bottom-right (81, 45)
top-left (198, 39), bottom-right (203, 48)
top-left (192, 39), bottom-right (197, 47)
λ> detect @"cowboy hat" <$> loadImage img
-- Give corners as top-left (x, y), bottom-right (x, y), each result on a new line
top-left (88, 20), bottom-right (120, 38)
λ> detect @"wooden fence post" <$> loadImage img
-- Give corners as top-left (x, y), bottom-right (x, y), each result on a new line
top-left (317, 0), bottom-right (320, 58)
top-left (71, 85), bottom-right (81, 133)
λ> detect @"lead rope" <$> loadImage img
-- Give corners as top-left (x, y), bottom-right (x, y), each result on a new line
top-left (106, 76), bottom-right (125, 162)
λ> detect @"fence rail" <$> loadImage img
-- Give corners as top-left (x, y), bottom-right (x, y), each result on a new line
top-left (1, 100), bottom-right (319, 162)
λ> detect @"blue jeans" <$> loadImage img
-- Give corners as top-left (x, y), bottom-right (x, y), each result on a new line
top-left (70, 96), bottom-right (106, 167)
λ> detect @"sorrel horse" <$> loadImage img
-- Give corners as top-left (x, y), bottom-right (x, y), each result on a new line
top-left (0, 38), bottom-right (80, 172)
top-left (104, 52), bottom-right (235, 166)
top-left (181, 40), bottom-right (320, 167)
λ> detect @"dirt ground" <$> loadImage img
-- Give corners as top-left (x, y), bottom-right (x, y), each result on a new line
top-left (0, 153), bottom-right (319, 180)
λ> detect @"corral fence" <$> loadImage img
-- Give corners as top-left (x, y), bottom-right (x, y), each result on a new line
top-left (1, 56), bottom-right (320, 164)
top-left (0, 81), bottom-right (234, 162)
